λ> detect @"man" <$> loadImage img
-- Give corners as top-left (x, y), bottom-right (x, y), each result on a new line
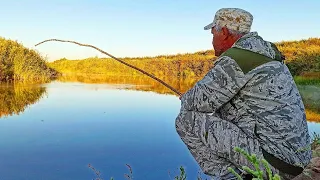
top-left (175, 8), bottom-right (312, 180)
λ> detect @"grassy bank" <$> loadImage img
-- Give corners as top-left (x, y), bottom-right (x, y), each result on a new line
top-left (0, 37), bottom-right (57, 82)
top-left (48, 37), bottom-right (320, 78)
top-left (294, 73), bottom-right (320, 85)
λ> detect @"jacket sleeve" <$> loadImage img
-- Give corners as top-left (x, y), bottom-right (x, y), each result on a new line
top-left (181, 56), bottom-right (247, 113)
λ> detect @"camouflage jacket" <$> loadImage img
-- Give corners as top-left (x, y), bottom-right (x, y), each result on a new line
top-left (177, 32), bottom-right (312, 169)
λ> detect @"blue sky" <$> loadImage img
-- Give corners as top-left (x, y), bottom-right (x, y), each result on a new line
top-left (1, 0), bottom-right (319, 61)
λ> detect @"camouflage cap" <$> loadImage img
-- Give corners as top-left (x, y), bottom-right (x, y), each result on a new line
top-left (204, 8), bottom-right (253, 33)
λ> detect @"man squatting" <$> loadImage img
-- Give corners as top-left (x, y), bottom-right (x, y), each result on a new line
top-left (175, 8), bottom-right (312, 180)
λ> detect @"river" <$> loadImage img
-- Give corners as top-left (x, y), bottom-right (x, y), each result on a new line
top-left (0, 75), bottom-right (319, 180)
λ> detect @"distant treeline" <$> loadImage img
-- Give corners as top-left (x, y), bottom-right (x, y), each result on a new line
top-left (0, 37), bottom-right (57, 82)
top-left (49, 38), bottom-right (320, 78)
top-left (49, 52), bottom-right (215, 78)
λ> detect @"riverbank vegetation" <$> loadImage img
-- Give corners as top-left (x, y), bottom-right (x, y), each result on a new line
top-left (0, 37), bottom-right (57, 82)
top-left (49, 37), bottom-right (320, 80)
top-left (0, 36), bottom-right (318, 83)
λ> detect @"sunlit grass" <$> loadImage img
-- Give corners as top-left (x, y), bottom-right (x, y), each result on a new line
top-left (0, 37), bottom-right (57, 82)
top-left (294, 76), bottom-right (320, 85)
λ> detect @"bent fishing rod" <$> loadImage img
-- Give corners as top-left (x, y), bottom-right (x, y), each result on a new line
top-left (34, 39), bottom-right (182, 96)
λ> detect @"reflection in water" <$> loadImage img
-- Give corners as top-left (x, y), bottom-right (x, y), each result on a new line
top-left (57, 74), bottom-right (198, 95)
top-left (0, 83), bottom-right (47, 118)
top-left (1, 74), bottom-right (319, 123)
top-left (306, 110), bottom-right (320, 123)
top-left (298, 85), bottom-right (320, 112)
top-left (58, 74), bottom-right (320, 123)
top-left (297, 85), bottom-right (320, 123)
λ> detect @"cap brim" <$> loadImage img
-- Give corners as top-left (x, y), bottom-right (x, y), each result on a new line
top-left (204, 22), bottom-right (215, 30)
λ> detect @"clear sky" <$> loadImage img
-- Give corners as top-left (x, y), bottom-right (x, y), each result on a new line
top-left (1, 0), bottom-right (319, 61)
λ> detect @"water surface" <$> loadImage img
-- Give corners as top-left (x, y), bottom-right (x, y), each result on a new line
top-left (0, 76), bottom-right (319, 180)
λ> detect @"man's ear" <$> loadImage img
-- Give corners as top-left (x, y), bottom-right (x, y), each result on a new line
top-left (221, 26), bottom-right (230, 39)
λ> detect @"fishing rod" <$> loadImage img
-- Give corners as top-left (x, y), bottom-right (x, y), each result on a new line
top-left (34, 39), bottom-right (182, 96)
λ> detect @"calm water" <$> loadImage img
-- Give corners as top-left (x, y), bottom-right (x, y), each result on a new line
top-left (0, 76), bottom-right (319, 180)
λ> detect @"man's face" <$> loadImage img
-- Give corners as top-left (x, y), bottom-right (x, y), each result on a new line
top-left (211, 27), bottom-right (227, 56)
